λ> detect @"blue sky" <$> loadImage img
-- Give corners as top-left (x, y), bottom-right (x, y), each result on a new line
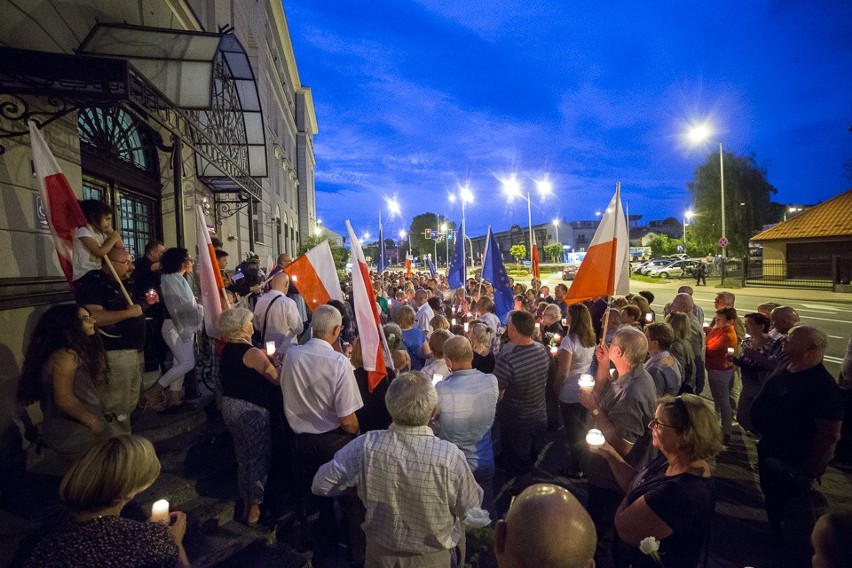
top-left (284, 0), bottom-right (852, 240)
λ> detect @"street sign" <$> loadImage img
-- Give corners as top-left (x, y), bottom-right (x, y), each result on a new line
top-left (718, 237), bottom-right (729, 248)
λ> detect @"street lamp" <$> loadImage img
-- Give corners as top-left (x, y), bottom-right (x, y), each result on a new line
top-left (687, 123), bottom-right (726, 260)
top-left (449, 183), bottom-right (474, 267)
top-left (552, 218), bottom-right (560, 245)
top-left (683, 210), bottom-right (694, 250)
top-left (502, 174), bottom-right (553, 261)
top-left (399, 229), bottom-right (410, 260)
top-left (440, 222), bottom-right (449, 269)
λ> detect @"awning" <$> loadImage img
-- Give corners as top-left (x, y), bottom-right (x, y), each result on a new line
top-left (78, 23), bottom-right (267, 187)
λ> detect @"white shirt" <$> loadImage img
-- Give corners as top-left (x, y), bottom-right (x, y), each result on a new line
top-left (312, 424), bottom-right (483, 554)
top-left (72, 226), bottom-right (105, 281)
top-left (254, 290), bottom-right (303, 355)
top-left (415, 302), bottom-right (434, 333)
top-left (557, 335), bottom-right (595, 403)
top-left (422, 358), bottom-right (450, 381)
top-left (281, 338), bottom-right (363, 434)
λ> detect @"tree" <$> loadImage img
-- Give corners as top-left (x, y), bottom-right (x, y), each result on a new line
top-left (409, 213), bottom-right (455, 262)
top-left (298, 235), bottom-right (349, 270)
top-left (544, 242), bottom-right (563, 262)
top-left (687, 151), bottom-right (777, 257)
top-left (648, 234), bottom-right (680, 257)
top-left (509, 244), bottom-right (526, 263)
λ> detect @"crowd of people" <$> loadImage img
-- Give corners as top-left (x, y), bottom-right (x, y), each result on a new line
top-left (11, 202), bottom-right (852, 567)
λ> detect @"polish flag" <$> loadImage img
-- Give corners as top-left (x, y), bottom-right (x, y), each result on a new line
top-left (284, 240), bottom-right (344, 311)
top-left (531, 240), bottom-right (541, 279)
top-left (195, 205), bottom-right (227, 338)
top-left (566, 183), bottom-right (629, 304)
top-left (29, 121), bottom-right (86, 285)
top-left (405, 257), bottom-right (412, 278)
top-left (345, 221), bottom-right (389, 392)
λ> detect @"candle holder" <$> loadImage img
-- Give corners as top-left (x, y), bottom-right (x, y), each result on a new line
top-left (151, 499), bottom-right (170, 524)
top-left (266, 341), bottom-right (276, 356)
top-left (586, 428), bottom-right (605, 447)
top-left (579, 374), bottom-right (595, 393)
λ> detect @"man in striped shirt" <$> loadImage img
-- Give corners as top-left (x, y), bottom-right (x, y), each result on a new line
top-left (494, 310), bottom-right (551, 474)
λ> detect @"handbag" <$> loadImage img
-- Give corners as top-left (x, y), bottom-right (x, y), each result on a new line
top-left (252, 295), bottom-right (282, 348)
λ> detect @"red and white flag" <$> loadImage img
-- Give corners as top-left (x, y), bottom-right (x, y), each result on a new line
top-left (195, 205), bottom-right (227, 338)
top-left (566, 182), bottom-right (629, 304)
top-left (29, 121), bottom-right (86, 285)
top-left (345, 221), bottom-right (389, 392)
top-left (531, 239), bottom-right (541, 279)
top-left (284, 240), bottom-right (344, 311)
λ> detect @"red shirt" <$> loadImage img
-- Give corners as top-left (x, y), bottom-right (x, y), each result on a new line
top-left (705, 324), bottom-right (737, 370)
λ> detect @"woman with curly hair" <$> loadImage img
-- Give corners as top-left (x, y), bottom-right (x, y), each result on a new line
top-left (18, 304), bottom-right (114, 471)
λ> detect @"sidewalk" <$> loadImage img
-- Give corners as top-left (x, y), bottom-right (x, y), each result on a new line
top-left (629, 276), bottom-right (852, 305)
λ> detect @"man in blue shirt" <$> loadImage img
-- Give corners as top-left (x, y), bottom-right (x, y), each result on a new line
top-left (433, 335), bottom-right (499, 517)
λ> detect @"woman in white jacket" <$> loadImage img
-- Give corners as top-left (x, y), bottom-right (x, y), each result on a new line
top-left (142, 248), bottom-right (202, 410)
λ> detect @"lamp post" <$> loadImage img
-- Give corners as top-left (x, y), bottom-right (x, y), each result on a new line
top-left (399, 229), bottom-right (409, 261)
top-left (687, 124), bottom-right (726, 260)
top-left (381, 197), bottom-right (401, 270)
top-left (502, 174), bottom-right (553, 261)
top-left (449, 183), bottom-right (474, 267)
top-left (552, 218), bottom-right (560, 245)
top-left (683, 210), bottom-right (693, 250)
top-left (440, 222), bottom-right (449, 268)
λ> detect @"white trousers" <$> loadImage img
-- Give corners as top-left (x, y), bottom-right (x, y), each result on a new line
top-left (158, 320), bottom-right (195, 391)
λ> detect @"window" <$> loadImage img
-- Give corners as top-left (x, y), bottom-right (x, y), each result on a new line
top-left (78, 108), bottom-right (152, 173)
top-left (82, 178), bottom-right (107, 202)
top-left (117, 192), bottom-right (156, 260)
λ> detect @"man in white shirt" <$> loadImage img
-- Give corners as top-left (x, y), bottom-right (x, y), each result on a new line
top-left (414, 288), bottom-right (434, 333)
top-left (281, 304), bottom-right (363, 561)
top-left (313, 371), bottom-right (483, 567)
top-left (253, 273), bottom-right (303, 357)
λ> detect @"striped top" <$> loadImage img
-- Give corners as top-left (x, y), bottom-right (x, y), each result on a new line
top-left (494, 342), bottom-right (551, 424)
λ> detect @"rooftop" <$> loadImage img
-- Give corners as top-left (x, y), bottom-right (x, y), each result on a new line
top-left (752, 189), bottom-right (852, 241)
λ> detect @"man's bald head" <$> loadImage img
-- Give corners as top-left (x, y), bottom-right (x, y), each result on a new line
top-left (670, 292), bottom-right (694, 314)
top-left (770, 306), bottom-right (800, 335)
top-left (495, 484), bottom-right (596, 568)
top-left (271, 272), bottom-right (290, 293)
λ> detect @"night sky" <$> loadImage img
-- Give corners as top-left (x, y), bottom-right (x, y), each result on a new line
top-left (283, 0), bottom-right (852, 240)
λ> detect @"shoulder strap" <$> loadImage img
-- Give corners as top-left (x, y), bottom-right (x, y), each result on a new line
top-left (260, 294), bottom-right (282, 342)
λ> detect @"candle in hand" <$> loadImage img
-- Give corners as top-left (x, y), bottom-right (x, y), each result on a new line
top-left (727, 347), bottom-right (735, 356)
top-left (586, 429), bottom-right (605, 447)
top-left (579, 374), bottom-right (595, 393)
top-left (463, 322), bottom-right (469, 333)
top-left (645, 313), bottom-right (654, 323)
top-left (550, 345), bottom-right (558, 355)
top-left (266, 341), bottom-right (276, 356)
top-left (535, 322), bottom-right (541, 331)
top-left (451, 318), bottom-right (457, 326)
top-left (151, 499), bottom-right (170, 524)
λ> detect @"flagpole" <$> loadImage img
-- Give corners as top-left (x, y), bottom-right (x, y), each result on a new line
top-left (600, 182), bottom-right (621, 345)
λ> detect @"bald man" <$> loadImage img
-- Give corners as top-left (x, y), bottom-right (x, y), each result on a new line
top-left (495, 483), bottom-right (596, 568)
top-left (253, 272), bottom-right (303, 356)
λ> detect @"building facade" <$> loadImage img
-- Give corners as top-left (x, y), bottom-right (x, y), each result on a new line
top-left (0, 1), bottom-right (316, 430)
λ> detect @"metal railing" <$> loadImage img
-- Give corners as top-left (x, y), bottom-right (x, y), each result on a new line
top-left (744, 258), bottom-right (837, 289)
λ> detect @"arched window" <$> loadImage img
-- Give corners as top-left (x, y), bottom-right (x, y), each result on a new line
top-left (77, 107), bottom-right (156, 175)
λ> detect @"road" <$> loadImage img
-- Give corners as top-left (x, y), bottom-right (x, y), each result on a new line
top-left (541, 272), bottom-right (851, 374)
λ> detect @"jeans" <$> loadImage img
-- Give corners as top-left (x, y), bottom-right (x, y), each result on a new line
top-left (559, 402), bottom-right (588, 473)
top-left (495, 419), bottom-right (546, 475)
top-left (159, 320), bottom-right (195, 391)
top-left (708, 368), bottom-right (734, 436)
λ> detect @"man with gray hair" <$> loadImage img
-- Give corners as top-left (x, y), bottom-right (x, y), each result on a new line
top-left (433, 336), bottom-right (499, 516)
top-left (282, 304), bottom-right (363, 560)
top-left (313, 372), bottom-right (483, 567)
top-left (414, 288), bottom-right (434, 333)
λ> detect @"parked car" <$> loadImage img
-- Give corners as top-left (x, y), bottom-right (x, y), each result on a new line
top-left (647, 261), bottom-right (685, 279)
top-left (638, 259), bottom-right (669, 275)
top-left (562, 264), bottom-right (579, 280)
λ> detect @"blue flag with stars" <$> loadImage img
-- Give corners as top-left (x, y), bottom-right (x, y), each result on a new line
top-left (446, 219), bottom-right (466, 289)
top-left (428, 257), bottom-right (437, 276)
top-left (481, 226), bottom-right (514, 323)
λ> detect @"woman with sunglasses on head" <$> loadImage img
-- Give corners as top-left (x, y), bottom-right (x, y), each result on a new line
top-left (143, 248), bottom-right (202, 411)
top-left (18, 304), bottom-right (115, 472)
top-left (594, 394), bottom-right (722, 568)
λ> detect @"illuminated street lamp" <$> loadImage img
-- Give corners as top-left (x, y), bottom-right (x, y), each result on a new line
top-left (449, 183), bottom-right (475, 267)
top-left (552, 218), bottom-right (560, 245)
top-left (440, 222), bottom-right (449, 269)
top-left (502, 174), bottom-right (553, 261)
top-left (399, 229), bottom-right (410, 259)
top-left (687, 123), bottom-right (726, 260)
top-left (683, 210), bottom-right (694, 249)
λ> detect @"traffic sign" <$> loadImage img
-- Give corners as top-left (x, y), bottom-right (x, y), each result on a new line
top-left (718, 237), bottom-right (729, 248)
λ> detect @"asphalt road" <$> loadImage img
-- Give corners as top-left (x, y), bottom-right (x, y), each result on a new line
top-left (540, 272), bottom-right (851, 374)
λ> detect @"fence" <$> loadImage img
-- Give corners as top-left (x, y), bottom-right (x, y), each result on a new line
top-left (743, 257), bottom-right (852, 290)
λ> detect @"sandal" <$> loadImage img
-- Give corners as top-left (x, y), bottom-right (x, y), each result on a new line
top-left (142, 384), bottom-right (166, 412)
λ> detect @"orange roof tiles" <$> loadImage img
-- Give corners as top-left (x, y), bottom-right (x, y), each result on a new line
top-left (752, 189), bottom-right (852, 241)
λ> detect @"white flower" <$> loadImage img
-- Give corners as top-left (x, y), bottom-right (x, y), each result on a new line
top-left (639, 537), bottom-right (660, 555)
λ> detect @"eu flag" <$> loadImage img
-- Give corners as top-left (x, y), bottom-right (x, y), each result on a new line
top-left (481, 226), bottom-right (514, 323)
top-left (446, 218), bottom-right (466, 289)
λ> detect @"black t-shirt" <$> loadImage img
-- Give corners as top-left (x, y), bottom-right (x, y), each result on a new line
top-left (74, 270), bottom-right (146, 351)
top-left (472, 351), bottom-right (496, 374)
top-left (354, 367), bottom-right (394, 433)
top-left (751, 363), bottom-right (844, 468)
top-left (219, 343), bottom-right (277, 409)
top-left (622, 455), bottom-right (715, 568)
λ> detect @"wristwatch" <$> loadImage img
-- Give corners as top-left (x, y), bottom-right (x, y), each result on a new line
top-left (592, 408), bottom-right (600, 417)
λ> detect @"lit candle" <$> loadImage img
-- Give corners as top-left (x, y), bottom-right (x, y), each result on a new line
top-left (266, 341), bottom-right (276, 356)
top-left (451, 318), bottom-right (457, 326)
top-left (550, 345), bottom-right (558, 355)
top-left (553, 334), bottom-right (561, 343)
top-left (561, 318), bottom-right (568, 327)
top-left (291, 275), bottom-right (298, 282)
top-left (463, 322), bottom-right (469, 332)
top-left (608, 368), bottom-right (616, 379)
top-left (151, 499), bottom-right (170, 524)
top-left (586, 429), bottom-right (605, 447)
top-left (578, 374), bottom-right (595, 393)
top-left (727, 347), bottom-right (735, 356)
top-left (645, 313), bottom-right (653, 323)
top-left (535, 322), bottom-right (541, 331)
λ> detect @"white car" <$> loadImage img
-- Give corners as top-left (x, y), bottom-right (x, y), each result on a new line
top-left (638, 259), bottom-right (669, 275)
top-left (647, 262), bottom-right (684, 279)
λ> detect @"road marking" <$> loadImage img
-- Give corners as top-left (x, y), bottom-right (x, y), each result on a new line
top-left (800, 315), bottom-right (852, 324)
top-left (829, 335), bottom-right (844, 339)
top-left (824, 356), bottom-right (843, 365)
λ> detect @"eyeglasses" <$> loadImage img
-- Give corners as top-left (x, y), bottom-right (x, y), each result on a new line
top-left (648, 417), bottom-right (678, 430)
top-left (114, 259), bottom-right (133, 266)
